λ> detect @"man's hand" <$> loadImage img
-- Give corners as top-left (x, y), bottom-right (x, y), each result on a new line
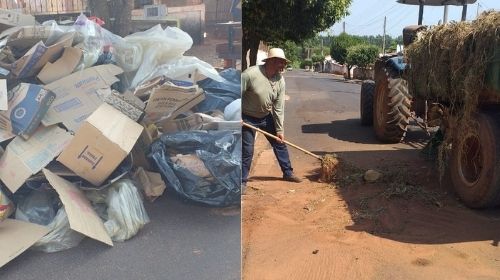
top-left (276, 133), bottom-right (284, 143)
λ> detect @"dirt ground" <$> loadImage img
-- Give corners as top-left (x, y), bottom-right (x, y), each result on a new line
top-left (242, 132), bottom-right (500, 280)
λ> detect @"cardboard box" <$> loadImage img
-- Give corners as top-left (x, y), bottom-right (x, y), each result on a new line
top-left (10, 32), bottom-right (75, 79)
top-left (144, 81), bottom-right (205, 122)
top-left (0, 9), bottom-right (36, 34)
top-left (97, 88), bottom-right (145, 122)
top-left (0, 79), bottom-right (6, 110)
top-left (43, 169), bottom-right (113, 246)
top-left (57, 103), bottom-right (143, 186)
top-left (0, 83), bottom-right (56, 139)
top-left (0, 125), bottom-right (72, 193)
top-left (4, 25), bottom-right (54, 50)
top-left (37, 47), bottom-right (83, 84)
top-left (133, 76), bottom-right (163, 99)
top-left (0, 128), bottom-right (15, 143)
top-left (131, 123), bottom-right (158, 170)
top-left (133, 167), bottom-right (166, 202)
top-left (0, 219), bottom-right (49, 268)
top-left (42, 64), bottom-right (124, 132)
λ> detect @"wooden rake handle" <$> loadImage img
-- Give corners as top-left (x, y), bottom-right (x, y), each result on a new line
top-left (242, 122), bottom-right (322, 161)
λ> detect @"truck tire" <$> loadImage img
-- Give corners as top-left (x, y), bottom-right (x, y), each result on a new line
top-left (373, 69), bottom-right (411, 143)
top-left (360, 80), bottom-right (375, 126)
top-left (449, 111), bottom-right (500, 208)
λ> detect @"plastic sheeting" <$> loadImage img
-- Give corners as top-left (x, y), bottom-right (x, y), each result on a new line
top-left (36, 14), bottom-right (222, 90)
top-left (149, 130), bottom-right (241, 207)
top-left (196, 68), bottom-right (241, 113)
top-left (33, 207), bottom-right (85, 253)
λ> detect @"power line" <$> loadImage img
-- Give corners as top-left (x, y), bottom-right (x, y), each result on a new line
top-left (353, 4), bottom-right (400, 27)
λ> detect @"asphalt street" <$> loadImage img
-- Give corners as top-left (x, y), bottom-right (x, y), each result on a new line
top-left (1, 188), bottom-right (241, 280)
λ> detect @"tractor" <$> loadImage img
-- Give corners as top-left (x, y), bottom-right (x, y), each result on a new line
top-left (360, 0), bottom-right (500, 208)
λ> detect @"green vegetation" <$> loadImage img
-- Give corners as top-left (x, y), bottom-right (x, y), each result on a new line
top-left (242, 0), bottom-right (352, 69)
top-left (271, 32), bottom-right (402, 75)
top-left (346, 44), bottom-right (379, 68)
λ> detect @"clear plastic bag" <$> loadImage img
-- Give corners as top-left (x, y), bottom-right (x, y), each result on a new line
top-left (14, 188), bottom-right (84, 253)
top-left (32, 207), bottom-right (85, 253)
top-left (104, 179), bottom-right (150, 242)
top-left (149, 130), bottom-right (241, 207)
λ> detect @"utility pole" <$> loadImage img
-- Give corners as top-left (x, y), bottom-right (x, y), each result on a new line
top-left (321, 37), bottom-right (324, 56)
top-left (343, 21), bottom-right (345, 33)
top-left (443, 5), bottom-right (448, 23)
top-left (382, 16), bottom-right (386, 55)
top-left (476, 3), bottom-right (480, 18)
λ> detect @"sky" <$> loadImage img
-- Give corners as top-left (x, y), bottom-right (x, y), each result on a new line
top-left (326, 0), bottom-right (500, 37)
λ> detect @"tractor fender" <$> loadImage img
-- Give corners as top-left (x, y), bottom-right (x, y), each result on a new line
top-left (385, 56), bottom-right (406, 75)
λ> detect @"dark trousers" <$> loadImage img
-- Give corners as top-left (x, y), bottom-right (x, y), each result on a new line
top-left (241, 113), bottom-right (294, 184)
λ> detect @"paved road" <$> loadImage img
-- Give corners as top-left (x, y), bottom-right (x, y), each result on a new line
top-left (281, 70), bottom-right (430, 169)
top-left (1, 189), bottom-right (241, 280)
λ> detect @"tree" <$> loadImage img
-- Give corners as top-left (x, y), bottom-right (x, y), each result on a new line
top-left (278, 40), bottom-right (302, 68)
top-left (346, 44), bottom-right (379, 68)
top-left (330, 32), bottom-right (362, 79)
top-left (242, 0), bottom-right (352, 70)
top-left (88, 0), bottom-right (134, 37)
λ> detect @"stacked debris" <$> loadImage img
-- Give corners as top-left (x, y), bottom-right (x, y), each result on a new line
top-left (405, 11), bottom-right (499, 181)
top-left (0, 13), bottom-right (241, 267)
top-left (405, 11), bottom-right (500, 117)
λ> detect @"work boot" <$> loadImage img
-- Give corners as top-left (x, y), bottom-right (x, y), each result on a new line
top-left (283, 174), bottom-right (302, 183)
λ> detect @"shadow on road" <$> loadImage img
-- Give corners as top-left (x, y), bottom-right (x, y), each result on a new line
top-left (249, 176), bottom-right (284, 182)
top-left (302, 118), bottom-right (431, 147)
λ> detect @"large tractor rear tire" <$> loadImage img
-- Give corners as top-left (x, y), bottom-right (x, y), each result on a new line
top-left (449, 111), bottom-right (500, 208)
top-left (373, 69), bottom-right (411, 143)
top-left (360, 80), bottom-right (375, 126)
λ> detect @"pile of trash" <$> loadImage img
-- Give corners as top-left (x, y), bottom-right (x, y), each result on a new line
top-left (0, 12), bottom-right (241, 267)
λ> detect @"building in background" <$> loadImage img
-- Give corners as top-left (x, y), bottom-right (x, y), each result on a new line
top-left (0, 0), bottom-right (207, 44)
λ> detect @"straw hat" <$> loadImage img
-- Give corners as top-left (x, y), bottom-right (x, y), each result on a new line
top-left (262, 48), bottom-right (290, 63)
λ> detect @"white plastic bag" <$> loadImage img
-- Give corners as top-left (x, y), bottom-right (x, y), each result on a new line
top-left (132, 56), bottom-right (224, 88)
top-left (104, 179), bottom-right (150, 242)
top-left (224, 98), bottom-right (241, 121)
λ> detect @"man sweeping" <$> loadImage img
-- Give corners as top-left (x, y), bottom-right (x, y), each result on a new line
top-left (241, 48), bottom-right (302, 188)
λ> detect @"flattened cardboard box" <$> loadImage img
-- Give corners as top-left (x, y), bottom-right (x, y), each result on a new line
top-left (42, 64), bottom-right (123, 132)
top-left (0, 9), bottom-right (36, 34)
top-left (131, 123), bottom-right (157, 170)
top-left (0, 83), bottom-right (56, 139)
top-left (10, 32), bottom-right (75, 78)
top-left (58, 103), bottom-right (143, 186)
top-left (4, 25), bottom-right (54, 51)
top-left (37, 46), bottom-right (83, 84)
top-left (0, 79), bottom-right (6, 110)
top-left (43, 169), bottom-right (113, 246)
top-left (0, 125), bottom-right (72, 193)
top-left (97, 88), bottom-right (144, 122)
top-left (144, 81), bottom-right (205, 122)
top-left (0, 219), bottom-right (49, 268)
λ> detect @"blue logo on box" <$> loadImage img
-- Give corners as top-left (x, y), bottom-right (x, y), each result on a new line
top-left (10, 84), bottom-right (56, 139)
